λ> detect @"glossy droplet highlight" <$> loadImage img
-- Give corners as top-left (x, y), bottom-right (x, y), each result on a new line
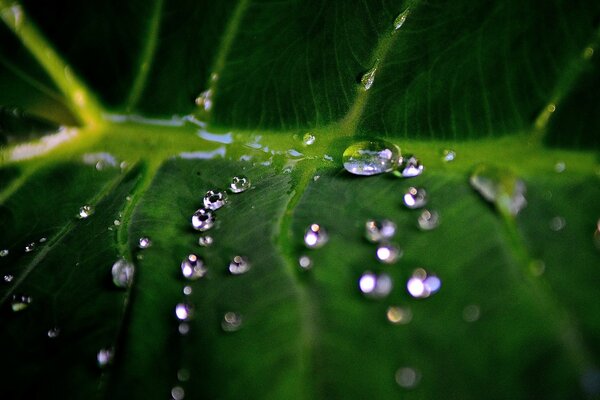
top-left (549, 216), bottom-right (566, 232)
top-left (393, 8), bottom-right (410, 30)
top-left (111, 259), bottom-right (135, 288)
top-left (298, 255), bottom-right (313, 270)
top-left (360, 62), bottom-right (378, 90)
top-left (230, 175), bottom-right (251, 193)
top-left (0, 249), bottom-right (8, 257)
top-left (191, 208), bottom-right (215, 231)
top-left (221, 311), bottom-right (243, 332)
top-left (359, 271), bottom-right (393, 299)
top-left (403, 187), bottom-right (427, 209)
top-left (304, 223), bottom-right (328, 249)
top-left (554, 161), bottom-right (566, 173)
top-left (171, 386), bottom-right (185, 400)
top-left (343, 140), bottom-right (400, 176)
top-left (181, 254), bottom-right (207, 280)
top-left (198, 235), bottom-right (214, 247)
top-left (442, 149), bottom-right (456, 162)
top-left (138, 237), bottom-right (151, 249)
top-left (407, 268), bottom-right (441, 299)
top-left (11, 294), bottom-right (32, 312)
top-left (395, 367), bottom-right (421, 389)
top-left (4, 274), bottom-right (14, 283)
top-left (417, 210), bottom-right (440, 230)
top-left (24, 242), bottom-right (35, 252)
top-left (203, 190), bottom-right (228, 210)
top-left (183, 285), bottom-right (193, 296)
top-left (97, 348), bottom-right (114, 368)
top-left (229, 255), bottom-right (250, 275)
top-left (365, 219), bottom-right (396, 242)
top-left (376, 244), bottom-right (402, 264)
top-left (175, 303), bottom-right (194, 321)
top-left (396, 155), bottom-right (424, 178)
top-left (195, 89), bottom-right (213, 111)
top-left (387, 306), bottom-right (412, 325)
top-left (303, 133), bottom-right (316, 146)
top-left (47, 327), bottom-right (60, 338)
top-left (470, 164), bottom-right (527, 217)
top-left (77, 205), bottom-right (94, 219)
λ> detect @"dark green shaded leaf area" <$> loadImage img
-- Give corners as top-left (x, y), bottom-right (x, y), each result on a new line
top-left (0, 0), bottom-right (599, 399)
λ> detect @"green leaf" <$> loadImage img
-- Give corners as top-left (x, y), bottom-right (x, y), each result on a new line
top-left (0, 0), bottom-right (599, 399)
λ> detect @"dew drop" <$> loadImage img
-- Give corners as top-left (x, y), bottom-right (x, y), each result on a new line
top-left (24, 242), bottom-right (36, 252)
top-left (386, 306), bottom-right (412, 325)
top-left (442, 149), bottom-right (456, 162)
top-left (0, 4), bottom-right (23, 30)
top-left (175, 303), bottom-right (194, 321)
top-left (195, 89), bottom-right (213, 111)
top-left (403, 187), bottom-right (427, 209)
top-left (111, 259), bottom-right (135, 289)
top-left (11, 294), bottom-right (32, 312)
top-left (549, 216), bottom-right (566, 232)
top-left (360, 62), bottom-right (378, 90)
top-left (376, 243), bottom-right (402, 264)
top-left (393, 8), bottom-right (410, 31)
top-left (229, 255), bottom-right (251, 275)
top-left (365, 219), bottom-right (396, 242)
top-left (198, 235), bottom-right (214, 247)
top-left (0, 249), bottom-right (8, 257)
top-left (554, 161), bottom-right (566, 173)
top-left (181, 254), bottom-right (207, 280)
top-left (47, 327), bottom-right (60, 338)
top-left (462, 304), bottom-right (481, 322)
top-left (178, 323), bottom-right (190, 335)
top-left (304, 223), bottom-right (329, 249)
top-left (203, 190), bottom-right (228, 210)
top-left (39, 237), bottom-right (47, 243)
top-left (138, 237), bottom-right (151, 249)
top-left (183, 286), bottom-right (193, 296)
top-left (529, 259), bottom-right (546, 276)
top-left (78, 205), bottom-right (95, 219)
top-left (113, 219), bottom-right (121, 226)
top-left (407, 268), bottom-right (441, 299)
top-left (303, 133), bottom-right (316, 146)
top-left (221, 311), bottom-right (243, 332)
top-left (417, 209), bottom-right (440, 230)
top-left (4, 274), bottom-right (14, 283)
top-left (191, 208), bottom-right (215, 231)
top-left (97, 348), bottom-right (114, 368)
top-left (171, 386), bottom-right (185, 400)
top-left (359, 271), bottom-right (393, 299)
top-left (177, 368), bottom-right (190, 382)
top-left (395, 367), bottom-right (421, 389)
top-left (396, 155), bottom-right (424, 178)
top-left (470, 164), bottom-right (527, 217)
top-left (298, 255), bottom-right (313, 270)
top-left (342, 140), bottom-right (401, 176)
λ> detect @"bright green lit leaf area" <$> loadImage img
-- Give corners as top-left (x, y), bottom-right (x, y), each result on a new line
top-left (1, 0), bottom-right (600, 399)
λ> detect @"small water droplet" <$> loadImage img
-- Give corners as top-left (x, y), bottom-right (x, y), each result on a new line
top-left (529, 259), bottom-right (546, 276)
top-left (403, 187), bottom-right (427, 209)
top-left (549, 216), bottom-right (566, 231)
top-left (11, 294), bottom-right (32, 312)
top-left (111, 259), bottom-right (135, 288)
top-left (24, 242), bottom-right (36, 252)
top-left (469, 164), bottom-right (527, 217)
top-left (554, 161), bottom-right (566, 173)
top-left (171, 386), bottom-right (185, 400)
top-left (77, 204), bottom-right (96, 219)
top-left (304, 223), bottom-right (329, 249)
top-left (298, 255), bottom-right (313, 270)
top-left (393, 8), bottom-right (410, 30)
top-left (376, 243), bottom-right (402, 264)
top-left (178, 323), bottom-right (190, 335)
top-left (47, 327), bottom-right (60, 338)
top-left (0, 249), bottom-right (8, 257)
top-left (113, 219), bottom-right (121, 226)
top-left (343, 140), bottom-right (401, 176)
top-left (203, 190), bottom-right (228, 210)
top-left (407, 268), bottom-right (441, 298)
top-left (462, 304), bottom-right (481, 322)
top-left (39, 237), bottom-right (47, 243)
top-left (360, 62), bottom-right (378, 90)
top-left (365, 219), bottom-right (396, 242)
top-left (303, 133), bottom-right (316, 146)
top-left (221, 311), bottom-right (243, 332)
top-left (442, 149), bottom-right (456, 162)
top-left (177, 368), bottom-right (190, 382)
top-left (198, 235), bottom-right (214, 247)
top-left (4, 274), bottom-right (14, 283)
top-left (359, 271), bottom-right (393, 299)
top-left (395, 367), bottom-right (421, 389)
top-left (417, 209), bottom-right (440, 230)
top-left (195, 89), bottom-right (213, 111)
top-left (138, 237), bottom-right (151, 249)
top-left (191, 208), bottom-right (215, 231)
top-left (175, 303), bottom-right (194, 321)
top-left (395, 155), bottom-right (424, 178)
top-left (183, 286), bottom-right (193, 296)
top-left (97, 348), bottom-right (114, 368)
top-left (181, 254), bottom-right (207, 280)
top-left (583, 47), bottom-right (595, 60)
top-left (313, 175), bottom-right (320, 181)
top-left (386, 306), bottom-right (412, 325)
top-left (229, 255), bottom-right (251, 275)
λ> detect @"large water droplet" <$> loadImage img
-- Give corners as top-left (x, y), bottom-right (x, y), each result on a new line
top-left (393, 8), bottom-right (410, 30)
top-left (221, 311), bottom-right (243, 332)
top-left (417, 209), bottom-right (440, 230)
top-left (77, 205), bottom-right (95, 219)
top-left (298, 255), bottom-right (313, 270)
top-left (395, 367), bottom-right (421, 389)
top-left (97, 348), bottom-right (114, 368)
top-left (171, 386), bottom-right (185, 400)
top-left (396, 155), bottom-right (424, 177)
top-left (376, 243), bottom-right (402, 264)
top-left (175, 303), bottom-right (194, 321)
top-left (24, 242), bottom-right (36, 252)
top-left (181, 254), bottom-right (207, 280)
top-left (386, 306), bottom-right (412, 325)
top-left (304, 223), bottom-right (329, 249)
top-left (359, 271), bottom-right (393, 299)
top-left (360, 63), bottom-right (378, 90)
top-left (47, 327), bottom-right (60, 338)
top-left (230, 175), bottom-right (251, 193)
top-left (365, 219), bottom-right (396, 242)
top-left (470, 164), bottom-right (527, 217)
top-left (407, 268), bottom-right (441, 298)
top-left (303, 133), bottom-right (316, 146)
top-left (198, 235), bottom-right (214, 247)
top-left (203, 190), bottom-right (228, 210)
top-left (138, 237), bottom-right (152, 249)
top-left (191, 208), bottom-right (215, 231)
top-left (0, 249), bottom-right (8, 257)
top-left (229, 255), bottom-right (251, 275)
top-left (111, 259), bottom-right (135, 288)
top-left (403, 187), bottom-right (427, 209)
top-left (11, 294), bottom-right (32, 312)
top-left (343, 140), bottom-right (401, 176)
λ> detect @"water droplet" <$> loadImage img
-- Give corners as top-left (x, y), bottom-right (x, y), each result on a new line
top-left (407, 268), bottom-right (441, 299)
top-left (191, 208), bottom-right (215, 231)
top-left (298, 255), bottom-right (313, 270)
top-left (97, 348), bottom-right (114, 368)
top-left (462, 304), bottom-right (481, 322)
top-left (195, 89), bottom-right (213, 111)
top-left (583, 47), bottom-right (595, 60)
top-left (111, 259), bottom-right (135, 288)
top-left (178, 323), bottom-right (190, 335)
top-left (177, 368), bottom-right (190, 382)
top-left (396, 155), bottom-right (424, 178)
top-left (393, 8), bottom-right (410, 30)
top-left (403, 187), bottom-right (427, 209)
top-left (386, 306), bottom-right (412, 325)
top-left (442, 149), bottom-right (456, 162)
top-left (198, 235), bottom-right (214, 247)
top-left (469, 164), bottom-right (527, 217)
top-left (417, 210), bottom-right (440, 230)
top-left (1, 4), bottom-right (23, 30)
top-left (365, 219), bottom-right (396, 242)
top-left (221, 311), bottom-right (243, 332)
top-left (376, 244), bottom-right (402, 264)
top-left (181, 254), bottom-right (207, 280)
top-left (303, 133), bottom-right (316, 146)
top-left (11, 294), bottom-right (32, 312)
top-left (138, 237), bottom-right (151, 249)
top-left (229, 255), bottom-right (251, 275)
top-left (47, 327), bottom-right (60, 338)
top-left (203, 190), bottom-right (228, 210)
top-left (24, 242), bottom-right (36, 252)
top-left (77, 204), bottom-right (96, 219)
top-left (183, 286), bottom-right (193, 296)
top-left (304, 223), bottom-right (329, 249)
top-left (175, 303), bottom-right (194, 321)
top-left (554, 161), bottom-right (566, 173)
top-left (343, 140), bottom-right (401, 176)
top-left (359, 271), bottom-right (393, 299)
top-left (395, 367), bottom-right (421, 389)
top-left (529, 259), bottom-right (546, 276)
top-left (549, 216), bottom-right (566, 231)
top-left (113, 219), bottom-right (121, 226)
top-left (171, 386), bottom-right (185, 400)
top-left (4, 274), bottom-right (14, 283)
top-left (39, 237), bottom-right (47, 243)
top-left (0, 249), bottom-right (8, 257)
top-left (313, 175), bottom-right (320, 181)
top-left (360, 62), bottom-right (378, 90)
